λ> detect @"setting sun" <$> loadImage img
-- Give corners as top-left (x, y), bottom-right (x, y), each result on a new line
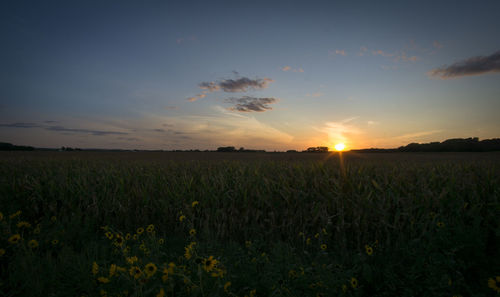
top-left (334, 143), bottom-right (346, 151)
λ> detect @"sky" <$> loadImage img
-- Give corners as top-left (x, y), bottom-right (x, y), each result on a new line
top-left (1, 0), bottom-right (500, 150)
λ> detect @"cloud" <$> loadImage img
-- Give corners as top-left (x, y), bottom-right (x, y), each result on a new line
top-left (372, 49), bottom-right (394, 57)
top-left (358, 46), bottom-right (368, 56)
top-left (199, 82), bottom-right (220, 92)
top-left (225, 96), bottom-right (278, 112)
top-left (46, 126), bottom-right (128, 136)
top-left (433, 41), bottom-right (443, 49)
top-left (197, 77), bottom-right (274, 95)
top-left (428, 50), bottom-right (500, 79)
top-left (306, 92), bottom-right (323, 97)
top-left (187, 93), bottom-right (206, 102)
top-left (329, 49), bottom-right (347, 57)
top-left (281, 66), bottom-right (304, 72)
top-left (396, 130), bottom-right (443, 139)
top-left (318, 118), bottom-right (362, 144)
top-left (0, 122), bottom-right (40, 128)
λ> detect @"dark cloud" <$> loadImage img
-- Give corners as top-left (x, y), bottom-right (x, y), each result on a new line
top-left (46, 126), bottom-right (128, 136)
top-left (44, 120), bottom-right (58, 124)
top-left (225, 96), bottom-right (278, 112)
top-left (428, 50), bottom-right (500, 79)
top-left (198, 77), bottom-right (273, 93)
top-left (0, 122), bottom-right (40, 128)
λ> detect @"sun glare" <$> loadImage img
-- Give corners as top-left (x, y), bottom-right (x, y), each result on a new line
top-left (334, 143), bottom-right (345, 151)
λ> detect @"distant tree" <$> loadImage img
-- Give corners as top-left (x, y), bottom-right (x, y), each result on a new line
top-left (217, 146), bottom-right (236, 152)
top-left (305, 146), bottom-right (329, 153)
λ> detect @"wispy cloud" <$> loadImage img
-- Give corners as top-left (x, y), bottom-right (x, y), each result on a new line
top-left (0, 122), bottom-right (128, 136)
top-left (225, 96), bottom-right (278, 112)
top-left (369, 47), bottom-right (417, 62)
top-left (281, 66), bottom-right (304, 72)
top-left (329, 49), bottom-right (347, 57)
top-left (358, 46), bottom-right (368, 56)
top-left (428, 50), bottom-right (500, 79)
top-left (433, 40), bottom-right (443, 49)
top-left (306, 92), bottom-right (323, 98)
top-left (396, 130), bottom-right (443, 139)
top-left (317, 117), bottom-right (362, 144)
top-left (187, 93), bottom-right (206, 102)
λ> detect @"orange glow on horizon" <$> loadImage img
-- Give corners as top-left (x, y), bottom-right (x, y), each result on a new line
top-left (334, 143), bottom-right (346, 151)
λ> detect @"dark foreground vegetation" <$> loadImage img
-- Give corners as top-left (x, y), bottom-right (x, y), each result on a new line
top-left (0, 152), bottom-right (499, 297)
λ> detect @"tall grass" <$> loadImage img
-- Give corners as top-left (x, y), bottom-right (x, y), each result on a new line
top-left (0, 153), bottom-right (499, 296)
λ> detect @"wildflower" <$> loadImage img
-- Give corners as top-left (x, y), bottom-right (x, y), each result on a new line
top-left (211, 267), bottom-right (226, 278)
top-left (488, 276), bottom-right (500, 293)
top-left (189, 228), bottom-right (196, 236)
top-left (0, 249), bottom-right (5, 256)
top-left (114, 235), bottom-right (124, 247)
top-left (156, 288), bottom-right (165, 297)
top-left (350, 277), bottom-right (358, 289)
top-left (147, 224), bottom-right (155, 233)
top-left (17, 221), bottom-right (31, 228)
top-left (342, 284), bottom-right (347, 292)
top-left (97, 277), bottom-right (110, 283)
top-left (179, 215), bottom-right (186, 222)
top-left (314, 233), bottom-right (320, 239)
top-left (184, 247), bottom-right (192, 260)
top-left (289, 269), bottom-right (298, 278)
top-left (306, 238), bottom-right (311, 245)
top-left (34, 227), bottom-right (40, 234)
top-left (203, 256), bottom-right (217, 272)
top-left (100, 290), bottom-right (107, 296)
top-left (9, 210), bottom-right (21, 219)
top-left (133, 234), bottom-right (138, 240)
top-left (52, 239), bottom-right (59, 245)
top-left (28, 239), bottom-right (39, 248)
top-left (139, 243), bottom-right (146, 250)
top-left (51, 216), bottom-right (57, 222)
top-left (145, 263), bottom-right (158, 278)
top-left (109, 264), bottom-right (117, 277)
top-left (126, 256), bottom-right (138, 264)
top-left (365, 245), bottom-right (373, 255)
top-left (191, 201), bottom-right (199, 207)
top-left (136, 227), bottom-right (144, 234)
top-left (245, 240), bottom-right (252, 248)
top-left (0, 212), bottom-right (3, 221)
top-left (249, 289), bottom-right (256, 297)
top-left (125, 233), bottom-right (131, 240)
top-left (105, 232), bottom-right (113, 240)
top-left (92, 262), bottom-right (99, 275)
top-left (8, 234), bottom-right (21, 244)
top-left (298, 232), bottom-right (304, 237)
top-left (224, 281), bottom-right (231, 292)
top-left (437, 221), bottom-right (445, 228)
top-left (159, 238), bottom-right (164, 244)
top-left (322, 228), bottom-right (327, 235)
top-left (129, 266), bottom-right (142, 279)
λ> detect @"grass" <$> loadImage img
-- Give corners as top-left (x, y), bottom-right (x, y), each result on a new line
top-left (0, 152), bottom-right (499, 296)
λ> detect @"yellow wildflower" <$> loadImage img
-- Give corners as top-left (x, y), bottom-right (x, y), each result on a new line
top-left (245, 240), bottom-right (252, 248)
top-left (184, 247), bottom-right (192, 260)
top-left (191, 201), bottom-right (199, 207)
top-left (145, 263), bottom-right (158, 278)
top-left (156, 288), bottom-right (165, 297)
top-left (189, 229), bottom-right (196, 236)
top-left (105, 232), bottom-right (113, 240)
top-left (50, 216), bottom-right (57, 222)
top-left (320, 244), bottom-right (327, 250)
top-left (97, 277), bottom-right (110, 283)
top-left (109, 264), bottom-right (117, 277)
top-left (0, 212), bottom-right (3, 220)
top-left (159, 238), bottom-right (164, 244)
top-left (322, 228), bottom-right (327, 234)
top-left (488, 276), bottom-right (500, 293)
top-left (129, 266), bottom-right (142, 279)
top-left (136, 227), bottom-right (144, 234)
top-left (179, 215), bottom-right (186, 222)
top-left (314, 233), bottom-right (319, 238)
top-left (306, 238), bottom-right (311, 245)
top-left (224, 281), bottom-right (231, 291)
top-left (17, 221), bottom-right (31, 228)
top-left (8, 234), bottom-right (21, 244)
top-left (203, 256), bottom-right (217, 272)
top-left (52, 239), bottom-right (59, 245)
top-left (0, 249), bottom-right (5, 256)
top-left (92, 262), bottom-right (99, 275)
top-left (437, 221), bottom-right (445, 228)
top-left (342, 284), bottom-right (347, 292)
top-left (116, 266), bottom-right (127, 273)
top-left (114, 235), bottom-right (124, 247)
top-left (146, 224), bottom-right (154, 233)
top-left (133, 234), bottom-right (138, 240)
top-left (350, 277), bottom-right (358, 289)
top-left (9, 210), bottom-right (21, 219)
top-left (365, 245), bottom-right (373, 255)
top-left (28, 239), bottom-right (39, 248)
top-left (249, 289), bottom-right (256, 297)
top-left (125, 233), bottom-right (131, 240)
top-left (126, 256), bottom-right (138, 264)
top-left (289, 269), bottom-right (298, 278)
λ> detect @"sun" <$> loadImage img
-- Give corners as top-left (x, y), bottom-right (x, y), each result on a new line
top-left (334, 143), bottom-right (345, 151)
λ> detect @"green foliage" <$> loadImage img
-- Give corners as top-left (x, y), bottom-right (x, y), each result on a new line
top-left (0, 153), bottom-right (499, 296)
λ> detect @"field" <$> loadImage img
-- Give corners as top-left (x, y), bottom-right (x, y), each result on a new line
top-left (1, 151), bottom-right (499, 297)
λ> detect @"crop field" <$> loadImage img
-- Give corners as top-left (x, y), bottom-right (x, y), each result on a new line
top-left (0, 151), bottom-right (499, 297)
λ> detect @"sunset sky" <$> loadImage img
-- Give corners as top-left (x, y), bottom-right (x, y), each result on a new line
top-left (1, 0), bottom-right (500, 150)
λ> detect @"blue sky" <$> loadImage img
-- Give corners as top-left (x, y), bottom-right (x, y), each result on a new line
top-left (1, 0), bottom-right (500, 150)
